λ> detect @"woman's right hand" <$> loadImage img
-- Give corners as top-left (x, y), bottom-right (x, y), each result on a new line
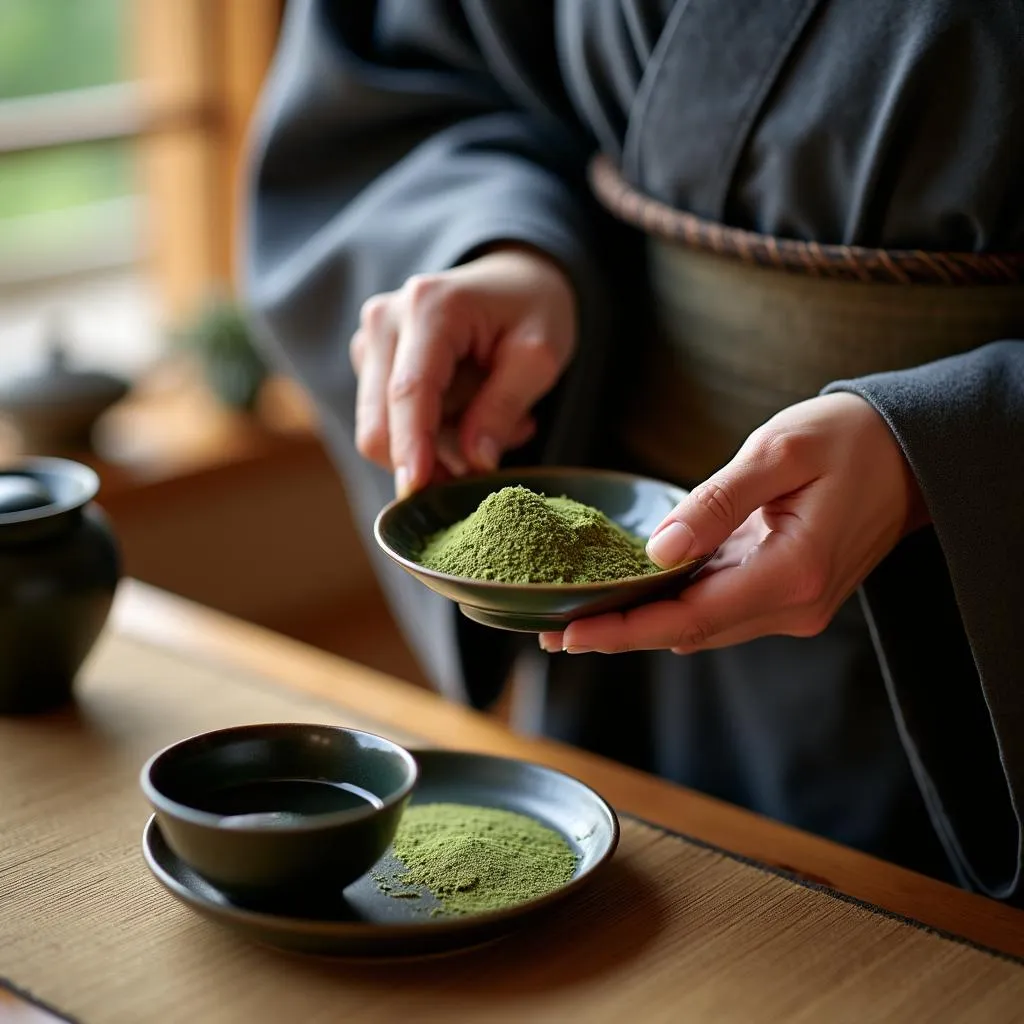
top-left (349, 246), bottom-right (577, 498)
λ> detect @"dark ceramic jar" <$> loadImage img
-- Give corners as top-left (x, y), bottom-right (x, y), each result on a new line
top-left (0, 458), bottom-right (121, 713)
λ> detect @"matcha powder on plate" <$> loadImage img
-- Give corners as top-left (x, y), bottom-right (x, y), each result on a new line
top-left (419, 485), bottom-right (657, 583)
top-left (377, 804), bottom-right (577, 916)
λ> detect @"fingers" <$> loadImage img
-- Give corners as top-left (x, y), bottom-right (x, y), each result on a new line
top-left (388, 277), bottom-right (472, 497)
top-left (506, 414), bottom-right (537, 450)
top-left (351, 250), bottom-right (574, 495)
top-left (646, 431), bottom-right (812, 568)
top-left (538, 399), bottom-right (893, 654)
top-left (436, 426), bottom-right (470, 477)
top-left (538, 630), bottom-right (563, 653)
top-left (437, 410), bottom-right (534, 478)
top-left (354, 300), bottom-right (479, 481)
top-left (459, 334), bottom-right (564, 471)
top-left (352, 297), bottom-right (397, 470)
top-left (537, 514), bottom-right (765, 654)
top-left (557, 530), bottom-right (821, 654)
top-left (352, 286), bottom-right (540, 489)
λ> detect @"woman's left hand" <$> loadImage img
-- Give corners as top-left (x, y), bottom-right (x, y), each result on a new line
top-left (539, 393), bottom-right (929, 655)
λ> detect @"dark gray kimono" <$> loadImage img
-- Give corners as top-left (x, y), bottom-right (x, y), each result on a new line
top-left (243, 0), bottom-right (1024, 900)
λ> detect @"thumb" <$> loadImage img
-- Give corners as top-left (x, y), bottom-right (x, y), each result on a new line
top-left (646, 439), bottom-right (807, 568)
top-left (460, 334), bottom-right (564, 470)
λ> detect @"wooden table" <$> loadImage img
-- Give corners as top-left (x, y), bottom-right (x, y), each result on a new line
top-left (2, 582), bottom-right (1023, 1023)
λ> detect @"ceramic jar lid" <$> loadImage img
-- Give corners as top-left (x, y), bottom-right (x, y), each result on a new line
top-left (0, 323), bottom-right (130, 453)
top-left (0, 340), bottom-right (128, 411)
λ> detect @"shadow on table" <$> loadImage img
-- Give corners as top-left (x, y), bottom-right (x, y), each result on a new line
top-left (279, 856), bottom-right (670, 996)
top-left (3, 700), bottom-right (127, 770)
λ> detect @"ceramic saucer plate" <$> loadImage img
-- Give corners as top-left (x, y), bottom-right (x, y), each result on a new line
top-left (142, 749), bottom-right (619, 957)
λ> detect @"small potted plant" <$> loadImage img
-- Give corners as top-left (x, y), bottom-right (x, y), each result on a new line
top-left (176, 293), bottom-right (268, 412)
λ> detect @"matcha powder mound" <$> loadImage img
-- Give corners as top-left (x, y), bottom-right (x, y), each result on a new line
top-left (378, 804), bottom-right (577, 916)
top-left (419, 485), bottom-right (657, 583)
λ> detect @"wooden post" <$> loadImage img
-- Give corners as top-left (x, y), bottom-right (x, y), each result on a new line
top-left (221, 0), bottom-right (284, 288)
top-left (133, 0), bottom-right (282, 323)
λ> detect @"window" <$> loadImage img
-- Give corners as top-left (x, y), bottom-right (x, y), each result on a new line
top-left (0, 0), bottom-right (136, 284)
top-left (0, 0), bottom-right (282, 381)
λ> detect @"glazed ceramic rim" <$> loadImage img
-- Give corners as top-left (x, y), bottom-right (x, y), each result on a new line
top-left (141, 748), bottom-right (621, 938)
top-left (140, 723), bottom-right (419, 833)
top-left (373, 465), bottom-right (706, 591)
top-left (0, 456), bottom-right (100, 525)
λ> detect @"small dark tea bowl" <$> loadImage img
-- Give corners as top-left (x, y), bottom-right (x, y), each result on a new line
top-left (140, 724), bottom-right (417, 896)
top-left (374, 467), bottom-right (712, 632)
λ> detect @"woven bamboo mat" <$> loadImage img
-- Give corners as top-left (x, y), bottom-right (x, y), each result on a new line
top-left (1, 635), bottom-right (1022, 1024)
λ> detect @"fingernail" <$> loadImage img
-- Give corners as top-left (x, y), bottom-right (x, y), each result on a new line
top-left (475, 435), bottom-right (500, 471)
top-left (646, 521), bottom-right (693, 567)
top-left (538, 634), bottom-right (557, 653)
top-left (395, 465), bottom-right (411, 499)
top-left (442, 448), bottom-right (469, 477)
top-left (565, 646), bottom-right (592, 655)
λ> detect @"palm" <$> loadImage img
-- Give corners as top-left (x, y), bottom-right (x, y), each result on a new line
top-left (701, 509), bottom-right (771, 575)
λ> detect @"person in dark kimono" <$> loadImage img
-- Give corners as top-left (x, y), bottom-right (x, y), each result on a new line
top-left (243, 0), bottom-right (1024, 901)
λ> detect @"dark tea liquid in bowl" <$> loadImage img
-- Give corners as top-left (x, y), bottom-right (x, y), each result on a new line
top-left (197, 779), bottom-right (383, 828)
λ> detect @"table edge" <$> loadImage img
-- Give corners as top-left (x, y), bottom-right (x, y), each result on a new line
top-left (106, 580), bottom-right (1024, 960)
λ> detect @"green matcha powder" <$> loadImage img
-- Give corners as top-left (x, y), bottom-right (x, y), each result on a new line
top-left (375, 804), bottom-right (577, 916)
top-left (419, 485), bottom-right (657, 583)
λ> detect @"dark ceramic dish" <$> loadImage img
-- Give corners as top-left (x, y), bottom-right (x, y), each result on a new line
top-left (142, 749), bottom-right (619, 958)
top-left (374, 467), bottom-right (712, 632)
top-left (140, 724), bottom-right (418, 896)
top-left (0, 457), bottom-right (120, 714)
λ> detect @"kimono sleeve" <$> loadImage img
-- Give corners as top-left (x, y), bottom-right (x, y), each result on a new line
top-left (243, 0), bottom-right (607, 413)
top-left (240, 0), bottom-right (613, 703)
top-left (826, 341), bottom-right (1024, 902)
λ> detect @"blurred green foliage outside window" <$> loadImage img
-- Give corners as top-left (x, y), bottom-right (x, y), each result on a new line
top-left (0, 0), bottom-right (134, 271)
